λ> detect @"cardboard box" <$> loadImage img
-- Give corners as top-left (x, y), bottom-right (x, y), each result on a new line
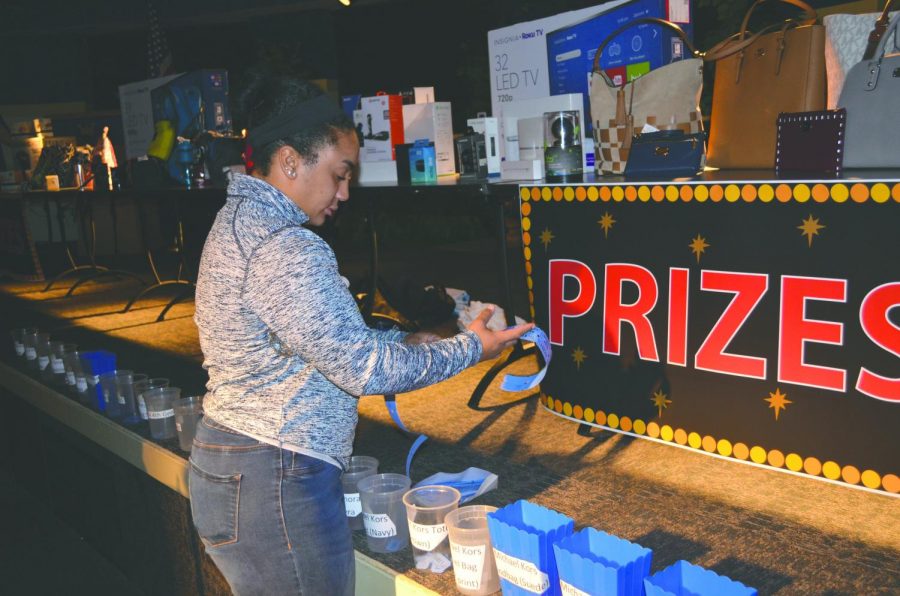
top-left (402, 102), bottom-right (455, 176)
top-left (466, 116), bottom-right (501, 176)
top-left (359, 94), bottom-right (405, 162)
top-left (118, 74), bottom-right (182, 160)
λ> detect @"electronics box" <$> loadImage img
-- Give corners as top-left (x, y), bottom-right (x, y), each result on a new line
top-left (495, 93), bottom-right (590, 171)
top-left (546, 0), bottom-right (693, 135)
top-left (466, 116), bottom-right (501, 176)
top-left (402, 102), bottom-right (455, 176)
top-left (119, 73), bottom-right (181, 160)
top-left (356, 159), bottom-right (398, 184)
top-left (359, 94), bottom-right (405, 162)
top-left (500, 159), bottom-right (545, 181)
top-left (151, 70), bottom-right (232, 137)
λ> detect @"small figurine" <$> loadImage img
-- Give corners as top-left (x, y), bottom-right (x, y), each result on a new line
top-left (92, 126), bottom-right (118, 190)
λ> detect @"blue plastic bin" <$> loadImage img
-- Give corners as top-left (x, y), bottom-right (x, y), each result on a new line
top-left (79, 350), bottom-right (116, 411)
top-left (553, 528), bottom-right (652, 596)
top-left (486, 500), bottom-right (574, 596)
top-left (644, 560), bottom-right (757, 596)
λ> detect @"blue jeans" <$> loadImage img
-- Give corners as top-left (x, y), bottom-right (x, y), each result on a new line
top-left (189, 417), bottom-right (355, 595)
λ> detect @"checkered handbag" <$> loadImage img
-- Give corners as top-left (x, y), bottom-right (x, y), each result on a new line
top-left (588, 17), bottom-right (704, 176)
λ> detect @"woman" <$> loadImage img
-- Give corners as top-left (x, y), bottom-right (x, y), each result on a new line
top-left (188, 74), bottom-right (533, 595)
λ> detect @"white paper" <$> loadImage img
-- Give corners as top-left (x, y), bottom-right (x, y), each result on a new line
top-left (148, 408), bottom-right (174, 420)
top-left (493, 549), bottom-right (550, 594)
top-left (14, 342), bottom-right (24, 356)
top-left (363, 513), bottom-right (397, 538)
top-left (25, 346), bottom-right (36, 360)
top-left (38, 355), bottom-right (49, 370)
top-left (51, 356), bottom-right (65, 374)
top-left (344, 493), bottom-right (362, 517)
top-left (450, 542), bottom-right (487, 591)
top-left (560, 579), bottom-right (592, 596)
top-left (409, 521), bottom-right (449, 552)
top-left (66, 371), bottom-right (76, 385)
top-left (76, 377), bottom-right (88, 392)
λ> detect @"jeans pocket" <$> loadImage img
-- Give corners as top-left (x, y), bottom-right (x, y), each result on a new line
top-left (189, 460), bottom-right (242, 548)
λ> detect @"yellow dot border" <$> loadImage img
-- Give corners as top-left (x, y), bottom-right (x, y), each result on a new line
top-left (539, 393), bottom-right (899, 495)
top-left (520, 182), bottom-right (900, 204)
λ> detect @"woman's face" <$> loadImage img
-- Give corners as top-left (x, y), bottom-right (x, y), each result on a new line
top-left (287, 130), bottom-right (359, 226)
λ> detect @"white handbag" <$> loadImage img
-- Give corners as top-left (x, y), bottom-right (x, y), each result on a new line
top-left (823, 3), bottom-right (898, 108)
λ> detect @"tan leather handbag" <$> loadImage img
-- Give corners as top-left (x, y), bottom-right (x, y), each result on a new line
top-left (705, 0), bottom-right (826, 169)
top-left (589, 18), bottom-right (704, 175)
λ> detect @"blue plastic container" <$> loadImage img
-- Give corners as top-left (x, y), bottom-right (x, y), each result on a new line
top-left (486, 500), bottom-right (574, 596)
top-left (79, 350), bottom-right (116, 411)
top-left (553, 528), bottom-right (652, 596)
top-left (644, 560), bottom-right (757, 596)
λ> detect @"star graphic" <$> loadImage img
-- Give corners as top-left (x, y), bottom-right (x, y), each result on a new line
top-left (651, 390), bottom-right (672, 418)
top-left (571, 346), bottom-right (587, 370)
top-left (798, 215), bottom-right (825, 247)
top-left (598, 212), bottom-right (616, 238)
top-left (689, 234), bottom-right (710, 263)
top-left (764, 388), bottom-right (792, 421)
top-left (539, 228), bottom-right (555, 250)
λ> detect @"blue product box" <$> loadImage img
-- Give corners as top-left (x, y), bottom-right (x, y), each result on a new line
top-left (546, 0), bottom-right (693, 134)
top-left (408, 140), bottom-right (437, 184)
top-left (644, 560), bottom-right (758, 596)
top-left (553, 528), bottom-right (653, 596)
top-left (487, 500), bottom-right (574, 596)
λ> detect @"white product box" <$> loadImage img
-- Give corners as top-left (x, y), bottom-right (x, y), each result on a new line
top-left (496, 93), bottom-right (589, 171)
top-left (500, 159), bottom-right (545, 181)
top-left (414, 87), bottom-right (435, 103)
top-left (118, 73), bottom-right (182, 160)
top-left (359, 95), bottom-right (404, 162)
top-left (466, 116), bottom-right (501, 176)
top-left (402, 102), bottom-right (455, 176)
top-left (356, 159), bottom-right (398, 184)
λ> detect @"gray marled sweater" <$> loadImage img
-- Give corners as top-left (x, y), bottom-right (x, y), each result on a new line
top-left (194, 174), bottom-right (481, 467)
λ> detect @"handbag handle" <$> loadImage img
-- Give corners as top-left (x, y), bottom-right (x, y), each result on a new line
top-left (863, 0), bottom-right (900, 59)
top-left (868, 4), bottom-right (900, 62)
top-left (591, 17), bottom-right (700, 74)
top-left (704, 0), bottom-right (817, 62)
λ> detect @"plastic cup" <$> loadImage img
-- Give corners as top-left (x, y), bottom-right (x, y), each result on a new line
top-left (48, 341), bottom-right (67, 384)
top-left (23, 328), bottom-right (40, 369)
top-left (135, 377), bottom-right (170, 421)
top-left (11, 328), bottom-right (28, 358)
top-left (403, 485), bottom-right (460, 573)
top-left (36, 332), bottom-right (51, 375)
top-left (62, 344), bottom-right (80, 389)
top-left (173, 395), bottom-right (203, 451)
top-left (99, 371), bottom-right (122, 419)
top-left (445, 505), bottom-right (500, 596)
top-left (341, 456), bottom-right (379, 531)
top-left (144, 386), bottom-right (180, 439)
top-left (79, 350), bottom-right (117, 411)
top-left (358, 473), bottom-right (411, 553)
top-left (114, 370), bottom-right (139, 425)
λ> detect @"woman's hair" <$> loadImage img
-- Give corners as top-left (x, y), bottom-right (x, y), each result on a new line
top-left (238, 73), bottom-right (354, 175)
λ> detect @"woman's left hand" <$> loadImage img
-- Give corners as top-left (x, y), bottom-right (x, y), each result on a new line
top-left (403, 331), bottom-right (441, 345)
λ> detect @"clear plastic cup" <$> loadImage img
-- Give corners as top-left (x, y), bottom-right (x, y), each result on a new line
top-left (358, 473), bottom-right (411, 553)
top-left (445, 505), bottom-right (500, 595)
top-left (36, 332), bottom-right (51, 375)
top-left (23, 328), bottom-right (39, 369)
top-left (173, 395), bottom-right (203, 452)
top-left (11, 328), bottom-right (27, 358)
top-left (114, 370), bottom-right (139, 425)
top-left (62, 344), bottom-right (81, 389)
top-left (341, 456), bottom-right (379, 530)
top-left (144, 386), bottom-right (180, 440)
top-left (135, 377), bottom-right (170, 421)
top-left (99, 371), bottom-right (121, 419)
top-left (49, 341), bottom-right (67, 384)
top-left (403, 485), bottom-right (460, 573)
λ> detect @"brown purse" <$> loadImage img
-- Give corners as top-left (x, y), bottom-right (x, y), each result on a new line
top-left (705, 0), bottom-right (826, 169)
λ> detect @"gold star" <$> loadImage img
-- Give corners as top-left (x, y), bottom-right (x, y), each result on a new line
top-left (651, 390), bottom-right (672, 418)
top-left (597, 212), bottom-right (616, 238)
top-left (571, 346), bottom-right (587, 370)
top-left (764, 388), bottom-right (792, 421)
top-left (539, 228), bottom-right (554, 250)
top-left (798, 215), bottom-right (825, 247)
top-left (689, 234), bottom-right (709, 263)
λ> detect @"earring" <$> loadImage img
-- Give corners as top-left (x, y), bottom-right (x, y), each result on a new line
top-left (286, 169), bottom-right (296, 178)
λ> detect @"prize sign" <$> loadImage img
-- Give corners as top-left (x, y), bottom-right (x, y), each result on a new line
top-left (520, 181), bottom-right (900, 495)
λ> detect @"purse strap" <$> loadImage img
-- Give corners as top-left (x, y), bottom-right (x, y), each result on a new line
top-left (867, 5), bottom-right (900, 62)
top-left (704, 0), bottom-right (818, 62)
top-left (863, 0), bottom-right (900, 60)
top-left (592, 17), bottom-right (700, 75)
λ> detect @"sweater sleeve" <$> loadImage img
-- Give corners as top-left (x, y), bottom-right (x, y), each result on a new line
top-left (243, 228), bottom-right (482, 396)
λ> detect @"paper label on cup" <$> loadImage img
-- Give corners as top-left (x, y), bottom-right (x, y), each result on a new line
top-left (25, 346), bottom-right (36, 360)
top-left (560, 580), bottom-right (592, 596)
top-left (139, 396), bottom-right (148, 420)
top-left (51, 356), bottom-right (65, 373)
top-left (76, 377), bottom-right (88, 392)
top-left (175, 421), bottom-right (182, 432)
top-left (103, 389), bottom-right (111, 404)
top-left (38, 355), bottom-right (49, 370)
top-left (14, 342), bottom-right (24, 356)
top-left (450, 541), bottom-right (486, 590)
top-left (344, 493), bottom-right (361, 517)
top-left (117, 393), bottom-right (126, 405)
top-left (66, 371), bottom-right (76, 385)
top-left (148, 408), bottom-right (174, 420)
top-left (363, 512), bottom-right (397, 538)
top-left (89, 375), bottom-right (100, 386)
top-left (409, 520), bottom-right (448, 552)
top-left (493, 548), bottom-right (550, 594)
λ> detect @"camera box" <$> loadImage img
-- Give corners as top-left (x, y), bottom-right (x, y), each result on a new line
top-left (466, 116), bottom-right (500, 176)
top-left (359, 94), bottom-right (405, 162)
top-left (397, 140), bottom-right (437, 184)
top-left (402, 102), bottom-right (455, 176)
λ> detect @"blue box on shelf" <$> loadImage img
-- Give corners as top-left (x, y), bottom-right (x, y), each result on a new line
top-left (79, 350), bottom-right (116, 411)
top-left (644, 560), bottom-right (758, 596)
top-left (486, 499), bottom-right (574, 596)
top-left (553, 527), bottom-right (652, 596)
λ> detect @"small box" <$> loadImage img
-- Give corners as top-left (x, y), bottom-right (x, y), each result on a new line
top-left (466, 116), bottom-right (500, 176)
top-left (359, 94), bottom-right (405, 162)
top-left (500, 159), bottom-right (544, 181)
top-left (402, 102), bottom-right (455, 176)
top-left (396, 140), bottom-right (437, 184)
top-left (44, 175), bottom-right (60, 191)
top-left (414, 87), bottom-right (435, 104)
top-left (356, 159), bottom-right (398, 184)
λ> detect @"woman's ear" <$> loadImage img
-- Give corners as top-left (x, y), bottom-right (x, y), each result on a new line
top-left (277, 146), bottom-right (298, 179)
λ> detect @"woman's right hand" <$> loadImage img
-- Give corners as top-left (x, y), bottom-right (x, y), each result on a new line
top-left (467, 305), bottom-right (535, 362)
